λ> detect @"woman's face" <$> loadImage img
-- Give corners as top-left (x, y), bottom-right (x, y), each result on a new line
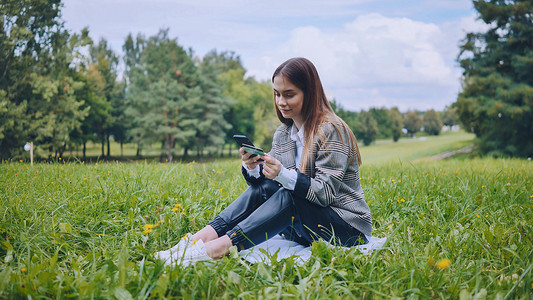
top-left (273, 75), bottom-right (305, 128)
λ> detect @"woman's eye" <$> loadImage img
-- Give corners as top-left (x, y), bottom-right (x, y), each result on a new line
top-left (285, 94), bottom-right (294, 98)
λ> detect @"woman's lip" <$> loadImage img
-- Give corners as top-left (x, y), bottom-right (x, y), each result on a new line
top-left (280, 109), bottom-right (290, 113)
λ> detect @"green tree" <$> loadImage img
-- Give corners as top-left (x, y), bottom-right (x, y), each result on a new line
top-left (109, 80), bottom-right (130, 158)
top-left (247, 79), bottom-right (277, 151)
top-left (88, 38), bottom-right (119, 157)
top-left (0, 90), bottom-right (28, 157)
top-left (214, 57), bottom-right (276, 153)
top-left (125, 30), bottom-right (202, 161)
top-left (201, 50), bottom-right (244, 75)
top-left (195, 56), bottom-right (232, 157)
top-left (357, 110), bottom-right (378, 146)
top-left (423, 109), bottom-right (443, 135)
top-left (1, 0), bottom-right (91, 159)
top-left (388, 107), bottom-right (403, 142)
top-left (122, 33), bottom-right (146, 157)
top-left (441, 106), bottom-right (458, 129)
top-left (0, 0), bottom-right (84, 159)
top-left (200, 50), bottom-right (247, 155)
top-left (369, 107), bottom-right (393, 139)
top-left (455, 0), bottom-right (533, 157)
top-left (71, 36), bottom-right (117, 159)
top-left (330, 99), bottom-right (359, 133)
top-left (404, 110), bottom-right (422, 137)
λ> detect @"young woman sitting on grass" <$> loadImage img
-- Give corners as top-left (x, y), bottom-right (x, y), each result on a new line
top-left (156, 57), bottom-right (372, 266)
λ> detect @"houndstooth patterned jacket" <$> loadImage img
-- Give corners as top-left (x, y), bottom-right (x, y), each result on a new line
top-left (268, 121), bottom-right (372, 237)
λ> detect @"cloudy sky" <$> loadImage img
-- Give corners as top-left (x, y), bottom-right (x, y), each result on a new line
top-left (61, 0), bottom-right (486, 112)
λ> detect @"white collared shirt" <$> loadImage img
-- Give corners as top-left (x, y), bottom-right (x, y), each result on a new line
top-left (243, 124), bottom-right (303, 190)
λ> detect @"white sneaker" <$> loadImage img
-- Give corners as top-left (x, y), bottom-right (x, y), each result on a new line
top-left (155, 233), bottom-right (192, 261)
top-left (166, 239), bottom-right (213, 267)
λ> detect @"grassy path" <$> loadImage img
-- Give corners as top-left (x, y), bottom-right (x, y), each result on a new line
top-left (360, 131), bottom-right (475, 165)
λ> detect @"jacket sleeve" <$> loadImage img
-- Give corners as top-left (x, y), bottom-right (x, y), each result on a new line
top-left (241, 164), bottom-right (266, 186)
top-left (295, 123), bottom-right (351, 207)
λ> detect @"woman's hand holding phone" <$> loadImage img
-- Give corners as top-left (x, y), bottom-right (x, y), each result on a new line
top-left (240, 147), bottom-right (263, 170)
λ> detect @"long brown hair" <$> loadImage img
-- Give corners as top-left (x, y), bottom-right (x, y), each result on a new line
top-left (272, 57), bottom-right (362, 174)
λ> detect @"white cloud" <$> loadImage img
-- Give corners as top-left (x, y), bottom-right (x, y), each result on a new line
top-left (61, 0), bottom-right (483, 111)
top-left (247, 13), bottom-right (463, 110)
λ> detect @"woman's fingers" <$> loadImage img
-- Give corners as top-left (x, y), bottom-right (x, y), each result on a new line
top-left (261, 155), bottom-right (281, 179)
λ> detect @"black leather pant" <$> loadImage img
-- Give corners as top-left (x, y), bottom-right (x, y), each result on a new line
top-left (208, 179), bottom-right (367, 250)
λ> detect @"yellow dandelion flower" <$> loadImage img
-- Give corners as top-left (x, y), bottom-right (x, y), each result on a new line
top-left (530, 195), bottom-right (533, 198)
top-left (485, 215), bottom-right (488, 218)
top-left (291, 216), bottom-right (295, 220)
top-left (317, 224), bottom-right (322, 228)
top-left (436, 258), bottom-right (451, 269)
top-left (386, 225), bottom-right (393, 230)
top-left (219, 189), bottom-right (223, 192)
top-left (482, 185), bottom-right (486, 188)
top-left (453, 170), bottom-right (459, 175)
top-left (476, 214), bottom-right (480, 218)
top-left (181, 212), bottom-right (186, 215)
top-left (21, 267), bottom-right (27, 273)
top-left (83, 178), bottom-right (87, 181)
top-left (172, 208), bottom-right (179, 212)
top-left (143, 229), bottom-right (152, 234)
top-left (401, 198), bottom-right (405, 202)
top-left (143, 224), bottom-right (155, 230)
top-left (174, 203), bottom-right (181, 208)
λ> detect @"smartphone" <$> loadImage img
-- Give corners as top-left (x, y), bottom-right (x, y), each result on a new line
top-left (233, 135), bottom-right (255, 148)
top-left (233, 135), bottom-right (264, 161)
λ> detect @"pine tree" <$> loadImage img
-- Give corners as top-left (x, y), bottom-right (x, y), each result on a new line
top-left (196, 57), bottom-right (232, 157)
top-left (125, 29), bottom-right (200, 161)
top-left (455, 0), bottom-right (533, 157)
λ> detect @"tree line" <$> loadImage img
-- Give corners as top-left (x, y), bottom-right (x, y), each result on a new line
top-left (4, 0), bottom-right (529, 161)
top-left (1, 0), bottom-right (460, 161)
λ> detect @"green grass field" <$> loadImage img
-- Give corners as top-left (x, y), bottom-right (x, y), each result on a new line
top-left (1, 132), bottom-right (532, 298)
